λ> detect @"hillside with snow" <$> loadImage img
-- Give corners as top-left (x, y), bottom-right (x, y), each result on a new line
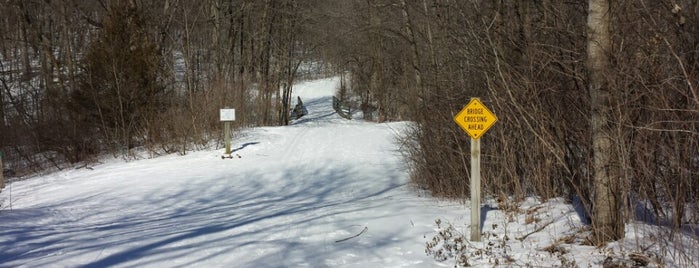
top-left (1, 77), bottom-right (697, 267)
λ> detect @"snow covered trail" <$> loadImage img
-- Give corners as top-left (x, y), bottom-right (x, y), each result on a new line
top-left (0, 77), bottom-right (465, 267)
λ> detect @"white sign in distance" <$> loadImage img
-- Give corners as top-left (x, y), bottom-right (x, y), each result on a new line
top-left (220, 109), bottom-right (236, 121)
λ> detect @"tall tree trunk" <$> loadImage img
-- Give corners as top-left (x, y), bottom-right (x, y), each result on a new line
top-left (0, 73), bottom-right (4, 136)
top-left (236, 1), bottom-right (248, 125)
top-left (587, 0), bottom-right (624, 244)
top-left (399, 0), bottom-right (423, 98)
top-left (259, 0), bottom-right (273, 125)
top-left (280, 4), bottom-right (297, 126)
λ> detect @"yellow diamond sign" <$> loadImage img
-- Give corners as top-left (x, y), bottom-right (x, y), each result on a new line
top-left (454, 98), bottom-right (498, 139)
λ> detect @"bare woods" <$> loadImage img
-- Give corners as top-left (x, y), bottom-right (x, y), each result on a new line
top-left (318, 0), bottom-right (698, 243)
top-left (0, 0), bottom-right (697, 244)
top-left (1, 0), bottom-right (321, 171)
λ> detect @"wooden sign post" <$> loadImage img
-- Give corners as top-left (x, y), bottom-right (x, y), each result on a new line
top-left (454, 98), bottom-right (498, 241)
top-left (220, 108), bottom-right (236, 157)
top-left (470, 138), bottom-right (481, 241)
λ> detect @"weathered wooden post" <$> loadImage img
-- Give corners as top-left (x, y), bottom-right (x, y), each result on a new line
top-left (224, 121), bottom-right (231, 154)
top-left (454, 98), bottom-right (498, 241)
top-left (220, 108), bottom-right (236, 158)
top-left (470, 137), bottom-right (481, 241)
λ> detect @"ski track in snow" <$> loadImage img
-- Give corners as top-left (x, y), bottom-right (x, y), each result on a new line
top-left (0, 77), bottom-right (466, 267)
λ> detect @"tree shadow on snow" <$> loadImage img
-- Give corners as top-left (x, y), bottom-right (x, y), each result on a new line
top-left (0, 163), bottom-right (408, 267)
top-left (291, 96), bottom-right (339, 125)
top-left (481, 204), bottom-right (496, 233)
top-left (231, 142), bottom-right (260, 153)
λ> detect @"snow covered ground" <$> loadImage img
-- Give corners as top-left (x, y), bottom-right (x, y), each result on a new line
top-left (1, 77), bottom-right (697, 267)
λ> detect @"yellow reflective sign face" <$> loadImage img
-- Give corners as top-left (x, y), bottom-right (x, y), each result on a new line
top-left (454, 98), bottom-right (498, 139)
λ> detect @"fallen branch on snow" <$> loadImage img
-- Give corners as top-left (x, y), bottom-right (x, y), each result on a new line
top-left (335, 226), bottom-right (368, 243)
top-left (516, 220), bottom-right (554, 241)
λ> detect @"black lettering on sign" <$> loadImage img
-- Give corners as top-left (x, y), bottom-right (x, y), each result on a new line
top-left (467, 108), bottom-right (484, 114)
top-left (467, 124), bottom-right (484, 130)
top-left (464, 116), bottom-right (488, 123)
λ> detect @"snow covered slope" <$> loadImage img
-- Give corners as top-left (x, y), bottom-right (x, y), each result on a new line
top-left (0, 77), bottom-right (465, 267)
top-left (2, 77), bottom-right (696, 267)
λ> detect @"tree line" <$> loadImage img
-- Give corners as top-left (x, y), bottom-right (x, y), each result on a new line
top-left (1, 0), bottom-right (324, 170)
top-left (1, 0), bottom-right (697, 245)
top-left (317, 0), bottom-right (698, 245)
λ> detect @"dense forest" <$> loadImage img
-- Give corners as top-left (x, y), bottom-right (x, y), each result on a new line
top-left (1, 0), bottom-right (697, 245)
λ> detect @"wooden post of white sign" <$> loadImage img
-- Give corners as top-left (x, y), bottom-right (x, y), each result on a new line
top-left (224, 121), bottom-right (231, 155)
top-left (470, 138), bottom-right (481, 241)
top-left (220, 108), bottom-right (235, 157)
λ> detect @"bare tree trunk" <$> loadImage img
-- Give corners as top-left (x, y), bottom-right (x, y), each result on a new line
top-left (259, 0), bottom-right (273, 125)
top-left (0, 151), bottom-right (4, 190)
top-left (399, 0), bottom-right (424, 97)
top-left (587, 0), bottom-right (624, 244)
top-left (236, 2), bottom-right (248, 125)
top-left (0, 63), bottom-right (4, 136)
top-left (182, 9), bottom-right (197, 147)
top-left (422, 0), bottom-right (437, 68)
